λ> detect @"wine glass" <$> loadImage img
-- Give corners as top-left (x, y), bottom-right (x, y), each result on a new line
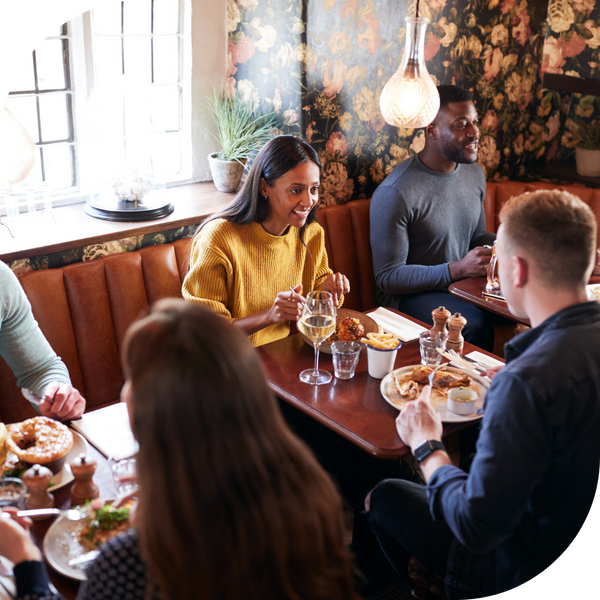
top-left (298, 290), bottom-right (336, 385)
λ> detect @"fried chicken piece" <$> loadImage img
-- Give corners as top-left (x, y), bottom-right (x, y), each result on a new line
top-left (338, 317), bottom-right (365, 340)
top-left (410, 366), bottom-right (471, 389)
top-left (393, 372), bottom-right (420, 400)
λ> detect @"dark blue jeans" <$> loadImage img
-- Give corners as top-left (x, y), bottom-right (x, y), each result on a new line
top-left (392, 290), bottom-right (503, 352)
top-left (365, 479), bottom-right (454, 584)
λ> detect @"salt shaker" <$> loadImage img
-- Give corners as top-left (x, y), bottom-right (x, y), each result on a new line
top-left (446, 312), bottom-right (467, 354)
top-left (70, 453), bottom-right (99, 507)
top-left (23, 464), bottom-right (55, 520)
top-left (431, 306), bottom-right (451, 337)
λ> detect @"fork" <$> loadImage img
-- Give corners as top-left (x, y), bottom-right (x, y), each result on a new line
top-left (16, 508), bottom-right (85, 521)
top-left (427, 363), bottom-right (446, 387)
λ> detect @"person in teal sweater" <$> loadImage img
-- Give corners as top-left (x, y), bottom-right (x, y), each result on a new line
top-left (0, 261), bottom-right (85, 420)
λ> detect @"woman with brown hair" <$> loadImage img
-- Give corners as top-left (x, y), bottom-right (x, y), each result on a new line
top-left (0, 299), bottom-right (360, 600)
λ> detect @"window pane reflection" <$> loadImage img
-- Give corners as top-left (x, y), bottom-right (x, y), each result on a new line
top-left (39, 93), bottom-right (70, 142)
top-left (36, 40), bottom-right (67, 90)
top-left (153, 36), bottom-right (179, 85)
top-left (5, 96), bottom-right (40, 143)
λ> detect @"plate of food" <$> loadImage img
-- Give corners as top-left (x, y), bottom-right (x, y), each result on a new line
top-left (1, 416), bottom-right (88, 491)
top-left (299, 308), bottom-right (378, 354)
top-left (44, 499), bottom-right (134, 581)
top-left (586, 284), bottom-right (600, 303)
top-left (380, 364), bottom-right (490, 423)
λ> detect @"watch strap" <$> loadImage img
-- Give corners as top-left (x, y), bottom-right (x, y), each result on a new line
top-left (413, 439), bottom-right (446, 462)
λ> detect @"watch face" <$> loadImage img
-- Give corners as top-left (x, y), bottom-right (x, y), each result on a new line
top-left (414, 440), bottom-right (444, 462)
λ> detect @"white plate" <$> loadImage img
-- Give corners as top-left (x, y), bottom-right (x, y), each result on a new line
top-left (380, 365), bottom-right (490, 423)
top-left (586, 284), bottom-right (600, 302)
top-left (5, 430), bottom-right (88, 491)
top-left (43, 516), bottom-right (88, 581)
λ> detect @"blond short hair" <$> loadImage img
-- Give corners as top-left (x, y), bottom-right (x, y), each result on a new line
top-left (499, 190), bottom-right (597, 288)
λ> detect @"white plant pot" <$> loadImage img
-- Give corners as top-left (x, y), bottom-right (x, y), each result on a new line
top-left (207, 153), bottom-right (246, 192)
top-left (575, 147), bottom-right (600, 178)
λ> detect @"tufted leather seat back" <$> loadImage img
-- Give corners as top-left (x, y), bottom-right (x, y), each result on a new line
top-left (317, 199), bottom-right (377, 312)
top-left (0, 239), bottom-right (191, 424)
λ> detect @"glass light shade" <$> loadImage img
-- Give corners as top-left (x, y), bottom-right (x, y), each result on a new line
top-left (380, 17), bottom-right (440, 129)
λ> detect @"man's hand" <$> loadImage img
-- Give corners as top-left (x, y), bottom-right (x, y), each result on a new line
top-left (39, 382), bottom-right (86, 421)
top-left (448, 246), bottom-right (493, 281)
top-left (486, 364), bottom-right (504, 380)
top-left (396, 386), bottom-right (443, 452)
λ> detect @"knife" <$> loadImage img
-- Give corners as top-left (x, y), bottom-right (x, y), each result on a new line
top-left (68, 551), bottom-right (100, 568)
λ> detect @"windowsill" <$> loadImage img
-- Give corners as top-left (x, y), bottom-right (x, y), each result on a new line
top-left (0, 182), bottom-right (233, 263)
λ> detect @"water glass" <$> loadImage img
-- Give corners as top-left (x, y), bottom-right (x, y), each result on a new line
top-left (110, 458), bottom-right (138, 499)
top-left (419, 331), bottom-right (447, 365)
top-left (0, 478), bottom-right (27, 509)
top-left (331, 341), bottom-right (362, 380)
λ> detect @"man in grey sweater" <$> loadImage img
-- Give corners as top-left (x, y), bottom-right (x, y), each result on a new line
top-left (370, 86), bottom-right (497, 350)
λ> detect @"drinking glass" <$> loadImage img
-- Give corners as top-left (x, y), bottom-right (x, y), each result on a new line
top-left (331, 341), bottom-right (362, 380)
top-left (0, 478), bottom-right (27, 509)
top-left (486, 241), bottom-right (501, 294)
top-left (419, 330), bottom-right (447, 365)
top-left (109, 457), bottom-right (138, 499)
top-left (298, 291), bottom-right (336, 385)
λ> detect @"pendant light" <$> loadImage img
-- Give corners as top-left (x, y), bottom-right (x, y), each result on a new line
top-left (380, 0), bottom-right (440, 128)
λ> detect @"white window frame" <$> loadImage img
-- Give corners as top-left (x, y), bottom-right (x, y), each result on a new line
top-left (0, 0), bottom-right (227, 215)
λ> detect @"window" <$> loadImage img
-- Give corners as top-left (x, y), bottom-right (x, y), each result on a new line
top-left (4, 0), bottom-right (191, 210)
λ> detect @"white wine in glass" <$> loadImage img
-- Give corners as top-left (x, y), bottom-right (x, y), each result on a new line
top-left (298, 291), bottom-right (336, 385)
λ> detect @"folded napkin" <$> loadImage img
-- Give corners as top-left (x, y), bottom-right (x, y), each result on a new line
top-left (466, 351), bottom-right (504, 369)
top-left (71, 402), bottom-right (138, 461)
top-left (368, 307), bottom-right (427, 342)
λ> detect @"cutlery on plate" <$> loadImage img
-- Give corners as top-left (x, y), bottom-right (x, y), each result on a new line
top-left (68, 551), bottom-right (100, 568)
top-left (427, 364), bottom-right (447, 387)
top-left (447, 350), bottom-right (492, 373)
top-left (16, 508), bottom-right (85, 521)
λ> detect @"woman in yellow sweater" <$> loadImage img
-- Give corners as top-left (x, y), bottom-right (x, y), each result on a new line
top-left (183, 135), bottom-right (349, 346)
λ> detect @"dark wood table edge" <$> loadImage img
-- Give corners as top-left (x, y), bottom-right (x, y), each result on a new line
top-left (448, 278), bottom-right (531, 326)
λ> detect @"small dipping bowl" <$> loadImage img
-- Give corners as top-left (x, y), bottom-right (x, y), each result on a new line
top-left (447, 387), bottom-right (478, 416)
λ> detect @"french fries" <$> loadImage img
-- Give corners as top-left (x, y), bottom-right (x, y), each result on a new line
top-left (360, 332), bottom-right (400, 350)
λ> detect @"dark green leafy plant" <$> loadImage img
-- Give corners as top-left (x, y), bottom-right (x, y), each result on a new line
top-left (206, 91), bottom-right (278, 164)
top-left (577, 121), bottom-right (600, 151)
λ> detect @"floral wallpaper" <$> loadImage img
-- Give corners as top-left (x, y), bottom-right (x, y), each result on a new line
top-left (228, 0), bottom-right (600, 200)
top-left (541, 0), bottom-right (600, 160)
top-left (7, 224), bottom-right (198, 275)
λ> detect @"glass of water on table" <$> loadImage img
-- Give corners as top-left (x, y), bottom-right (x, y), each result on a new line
top-left (109, 457), bottom-right (138, 500)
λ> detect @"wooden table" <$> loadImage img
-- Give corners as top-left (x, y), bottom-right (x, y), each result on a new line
top-left (257, 310), bottom-right (498, 460)
top-left (28, 442), bottom-right (117, 600)
top-left (448, 277), bottom-right (530, 326)
top-left (449, 275), bottom-right (600, 328)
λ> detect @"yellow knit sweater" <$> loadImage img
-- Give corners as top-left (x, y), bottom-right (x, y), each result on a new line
top-left (182, 219), bottom-right (335, 347)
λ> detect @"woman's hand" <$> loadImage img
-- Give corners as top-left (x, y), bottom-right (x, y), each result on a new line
top-left (267, 284), bottom-right (305, 325)
top-left (321, 273), bottom-right (350, 306)
top-left (0, 508), bottom-right (42, 564)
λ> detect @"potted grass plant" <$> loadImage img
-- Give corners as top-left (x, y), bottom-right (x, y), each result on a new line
top-left (575, 121), bottom-right (600, 178)
top-left (206, 91), bottom-right (278, 192)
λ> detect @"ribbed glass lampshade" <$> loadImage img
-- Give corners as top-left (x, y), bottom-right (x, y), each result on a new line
top-left (380, 17), bottom-right (440, 129)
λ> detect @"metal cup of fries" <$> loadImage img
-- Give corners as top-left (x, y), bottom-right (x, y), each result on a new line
top-left (362, 332), bottom-right (401, 379)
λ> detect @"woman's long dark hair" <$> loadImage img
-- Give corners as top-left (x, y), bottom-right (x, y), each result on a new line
top-left (122, 299), bottom-right (360, 600)
top-left (197, 135), bottom-right (321, 238)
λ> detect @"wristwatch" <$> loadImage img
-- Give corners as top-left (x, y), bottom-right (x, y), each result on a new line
top-left (413, 439), bottom-right (446, 463)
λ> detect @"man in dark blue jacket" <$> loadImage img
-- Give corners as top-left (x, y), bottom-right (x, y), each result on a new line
top-left (365, 189), bottom-right (600, 598)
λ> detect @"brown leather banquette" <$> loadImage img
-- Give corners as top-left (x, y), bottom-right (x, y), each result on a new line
top-left (1, 179), bottom-right (598, 423)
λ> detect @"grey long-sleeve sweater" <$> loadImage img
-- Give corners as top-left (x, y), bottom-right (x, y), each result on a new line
top-left (0, 261), bottom-right (70, 397)
top-left (369, 154), bottom-right (495, 298)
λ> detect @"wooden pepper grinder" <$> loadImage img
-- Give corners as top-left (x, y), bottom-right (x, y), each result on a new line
top-left (446, 312), bottom-right (467, 354)
top-left (23, 464), bottom-right (55, 521)
top-left (70, 453), bottom-right (99, 507)
top-left (431, 306), bottom-right (451, 337)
